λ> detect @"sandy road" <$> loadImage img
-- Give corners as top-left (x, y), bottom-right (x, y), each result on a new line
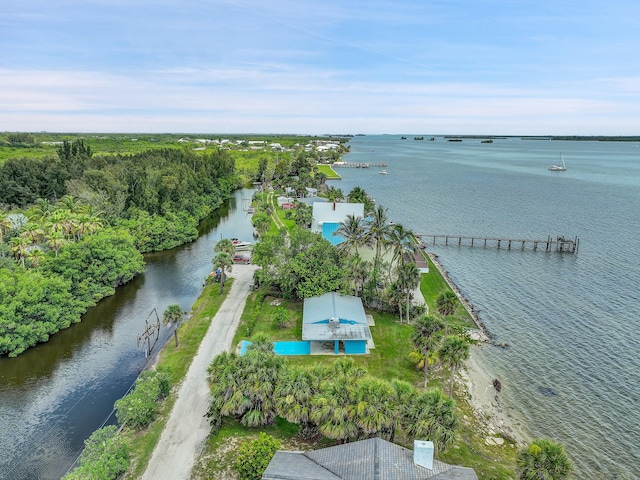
top-left (141, 264), bottom-right (258, 480)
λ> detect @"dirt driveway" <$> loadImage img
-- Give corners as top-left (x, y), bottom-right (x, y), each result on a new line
top-left (141, 265), bottom-right (257, 480)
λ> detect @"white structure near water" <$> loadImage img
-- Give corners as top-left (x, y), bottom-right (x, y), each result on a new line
top-left (311, 202), bottom-right (364, 245)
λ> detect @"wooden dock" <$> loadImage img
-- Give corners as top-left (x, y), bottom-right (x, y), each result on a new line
top-left (331, 162), bottom-right (387, 168)
top-left (417, 234), bottom-right (579, 254)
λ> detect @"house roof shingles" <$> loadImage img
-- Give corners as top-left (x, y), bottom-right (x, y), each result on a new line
top-left (263, 438), bottom-right (478, 480)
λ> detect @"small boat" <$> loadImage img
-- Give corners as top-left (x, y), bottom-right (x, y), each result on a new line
top-left (549, 154), bottom-right (567, 171)
top-left (232, 238), bottom-right (253, 250)
top-left (378, 170), bottom-right (388, 175)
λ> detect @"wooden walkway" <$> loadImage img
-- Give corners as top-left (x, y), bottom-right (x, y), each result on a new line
top-left (417, 234), bottom-right (579, 254)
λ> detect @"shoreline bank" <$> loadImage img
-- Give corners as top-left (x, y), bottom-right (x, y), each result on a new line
top-left (426, 251), bottom-right (527, 446)
top-left (461, 349), bottom-right (528, 446)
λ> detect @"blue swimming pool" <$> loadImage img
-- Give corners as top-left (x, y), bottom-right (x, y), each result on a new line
top-left (240, 340), bottom-right (311, 356)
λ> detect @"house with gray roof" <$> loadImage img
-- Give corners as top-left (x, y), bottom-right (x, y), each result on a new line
top-left (262, 437), bottom-right (478, 480)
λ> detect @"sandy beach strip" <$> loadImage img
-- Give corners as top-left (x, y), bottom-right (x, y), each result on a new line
top-left (426, 251), bottom-right (527, 445)
top-left (461, 348), bottom-right (528, 445)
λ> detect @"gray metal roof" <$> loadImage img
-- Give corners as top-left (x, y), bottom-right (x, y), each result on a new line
top-left (302, 293), bottom-right (371, 342)
top-left (262, 438), bottom-right (479, 480)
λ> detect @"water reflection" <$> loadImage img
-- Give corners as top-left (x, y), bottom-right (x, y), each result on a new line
top-left (0, 189), bottom-right (254, 480)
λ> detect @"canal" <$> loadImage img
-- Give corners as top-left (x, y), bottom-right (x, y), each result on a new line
top-left (0, 189), bottom-right (255, 480)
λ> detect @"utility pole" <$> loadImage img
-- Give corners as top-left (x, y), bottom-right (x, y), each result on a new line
top-left (137, 308), bottom-right (161, 358)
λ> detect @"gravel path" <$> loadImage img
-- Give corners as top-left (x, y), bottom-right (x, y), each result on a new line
top-left (141, 265), bottom-right (258, 480)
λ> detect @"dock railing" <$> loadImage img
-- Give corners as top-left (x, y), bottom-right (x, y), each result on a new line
top-left (416, 234), bottom-right (579, 254)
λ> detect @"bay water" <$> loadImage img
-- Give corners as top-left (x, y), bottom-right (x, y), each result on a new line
top-left (336, 136), bottom-right (640, 479)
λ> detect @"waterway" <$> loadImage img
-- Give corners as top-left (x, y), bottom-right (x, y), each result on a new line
top-left (0, 188), bottom-right (255, 480)
top-left (335, 136), bottom-right (640, 480)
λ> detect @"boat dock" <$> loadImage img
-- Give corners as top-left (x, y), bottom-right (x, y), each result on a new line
top-left (417, 234), bottom-right (579, 254)
top-left (331, 162), bottom-right (387, 168)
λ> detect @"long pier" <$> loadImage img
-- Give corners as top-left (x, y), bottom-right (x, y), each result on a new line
top-left (416, 234), bottom-right (579, 254)
top-left (331, 162), bottom-right (387, 168)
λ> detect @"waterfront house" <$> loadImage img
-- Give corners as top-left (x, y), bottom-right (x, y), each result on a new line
top-left (262, 437), bottom-right (478, 479)
top-left (241, 292), bottom-right (372, 356)
top-left (302, 292), bottom-right (371, 355)
top-left (311, 202), bottom-right (365, 246)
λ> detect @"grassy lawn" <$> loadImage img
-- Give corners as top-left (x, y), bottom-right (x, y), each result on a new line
top-left (316, 163), bottom-right (341, 180)
top-left (120, 194), bottom-right (516, 479)
top-left (122, 280), bottom-right (232, 478)
top-left (420, 255), bottom-right (476, 331)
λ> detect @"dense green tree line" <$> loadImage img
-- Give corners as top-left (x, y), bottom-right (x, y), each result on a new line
top-left (0, 141), bottom-right (240, 356)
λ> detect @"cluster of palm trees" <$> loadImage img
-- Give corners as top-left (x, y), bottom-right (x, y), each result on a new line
top-left (412, 315), bottom-right (471, 394)
top-left (208, 340), bottom-right (459, 453)
top-left (1, 195), bottom-right (105, 267)
top-left (333, 205), bottom-right (422, 321)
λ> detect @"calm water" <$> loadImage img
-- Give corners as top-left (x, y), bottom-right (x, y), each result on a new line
top-left (337, 136), bottom-right (640, 480)
top-left (0, 189), bottom-right (255, 480)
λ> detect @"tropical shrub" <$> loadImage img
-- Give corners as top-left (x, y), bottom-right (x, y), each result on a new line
top-left (234, 433), bottom-right (281, 480)
top-left (62, 426), bottom-right (129, 480)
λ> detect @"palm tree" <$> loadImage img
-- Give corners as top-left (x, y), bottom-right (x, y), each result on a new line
top-left (46, 231), bottom-right (67, 256)
top-left (25, 247), bottom-right (45, 268)
top-left (404, 388), bottom-right (458, 453)
top-left (275, 367), bottom-right (317, 438)
top-left (310, 377), bottom-right (358, 443)
top-left (334, 214), bottom-right (371, 258)
top-left (0, 213), bottom-right (7, 243)
top-left (365, 205), bottom-right (391, 272)
top-left (438, 335), bottom-right (470, 397)
top-left (29, 198), bottom-right (54, 222)
top-left (436, 291), bottom-right (458, 316)
top-left (252, 213), bottom-right (271, 236)
top-left (349, 258), bottom-right (371, 299)
top-left (389, 379), bottom-right (417, 442)
top-left (386, 223), bottom-right (418, 275)
top-left (412, 315), bottom-right (445, 388)
top-left (5, 213), bottom-right (28, 233)
top-left (294, 203), bottom-right (312, 228)
top-left (350, 377), bottom-right (397, 439)
top-left (56, 194), bottom-right (84, 213)
top-left (396, 262), bottom-right (421, 323)
top-left (517, 439), bottom-right (572, 480)
top-left (325, 186), bottom-right (343, 202)
top-left (212, 252), bottom-right (233, 294)
top-left (386, 281), bottom-right (406, 322)
top-left (163, 304), bottom-right (185, 347)
top-left (10, 237), bottom-right (29, 267)
top-left (20, 222), bottom-right (45, 245)
top-left (215, 238), bottom-right (235, 256)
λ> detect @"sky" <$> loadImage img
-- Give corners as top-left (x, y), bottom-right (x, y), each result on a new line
top-left (1, 0), bottom-right (639, 135)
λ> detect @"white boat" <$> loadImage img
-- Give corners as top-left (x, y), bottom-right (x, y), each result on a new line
top-left (378, 170), bottom-right (388, 175)
top-left (232, 239), bottom-right (253, 250)
top-left (549, 154), bottom-right (567, 171)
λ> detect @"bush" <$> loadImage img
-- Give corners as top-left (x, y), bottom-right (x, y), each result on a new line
top-left (114, 369), bottom-right (165, 429)
top-left (271, 306), bottom-right (289, 330)
top-left (62, 426), bottom-right (129, 480)
top-left (234, 433), bottom-right (281, 480)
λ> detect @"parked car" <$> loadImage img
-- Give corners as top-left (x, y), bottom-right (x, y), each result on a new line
top-left (233, 253), bottom-right (251, 264)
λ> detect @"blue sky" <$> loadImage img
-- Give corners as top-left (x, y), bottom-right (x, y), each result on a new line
top-left (2, 0), bottom-right (639, 134)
